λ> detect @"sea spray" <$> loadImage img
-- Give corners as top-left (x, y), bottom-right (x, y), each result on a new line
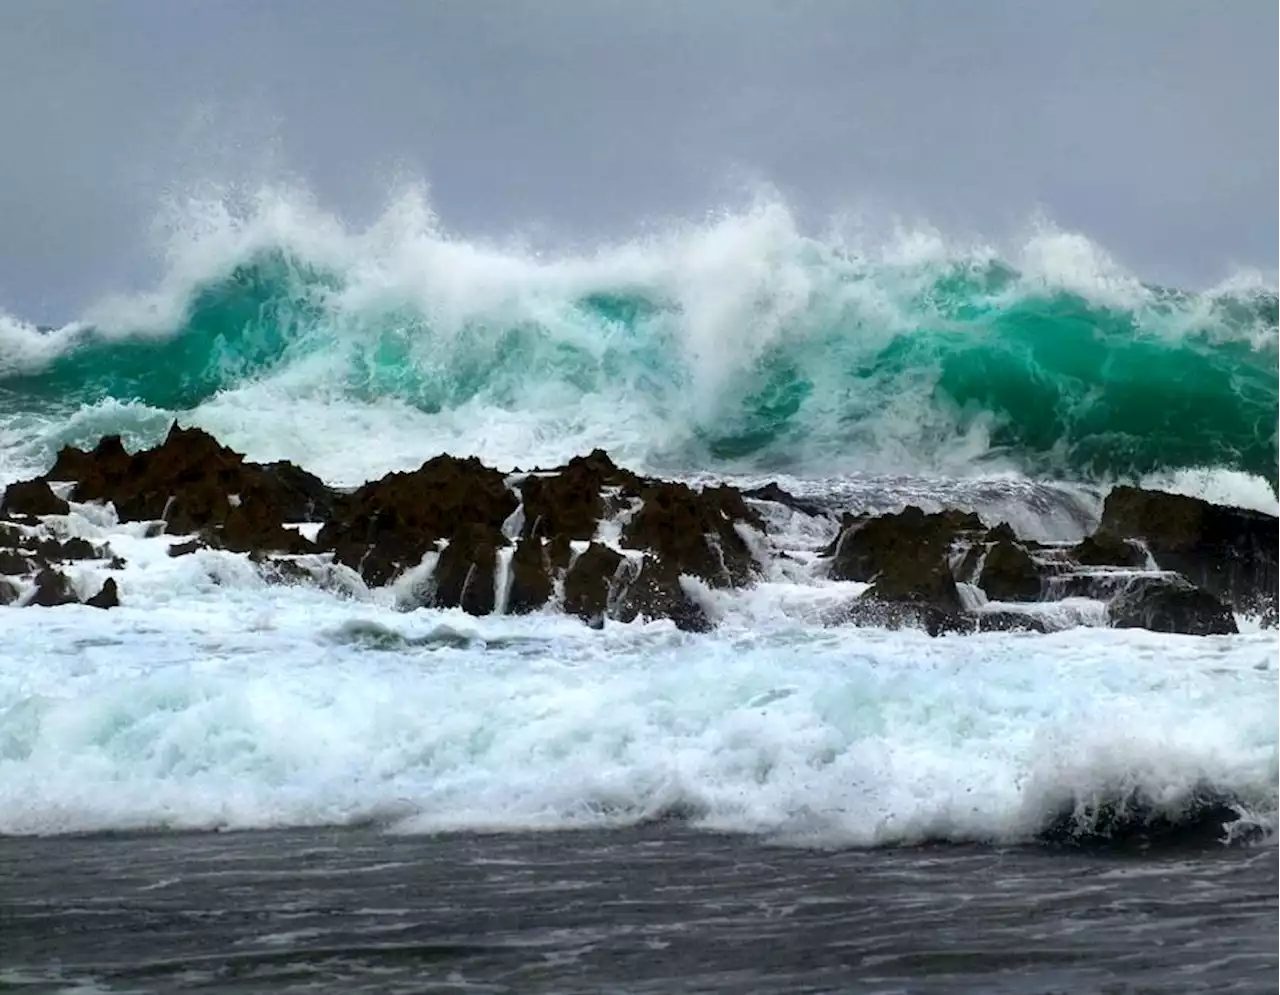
top-left (1, 189), bottom-right (1275, 491)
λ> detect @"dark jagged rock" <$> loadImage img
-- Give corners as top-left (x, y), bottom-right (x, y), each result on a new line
top-left (612, 555), bottom-right (712, 632)
top-left (1098, 486), bottom-right (1277, 615)
top-left (318, 454), bottom-right (517, 586)
top-left (827, 506), bottom-right (987, 627)
top-left (0, 522), bottom-right (21, 547)
top-left (1108, 575), bottom-right (1237, 636)
top-left (620, 481), bottom-right (762, 587)
top-left (741, 482), bottom-right (827, 519)
top-left (1, 479), bottom-right (69, 517)
top-left (563, 542), bottom-right (624, 624)
top-left (546, 533), bottom-right (573, 573)
top-left (978, 539), bottom-right (1042, 602)
top-left (85, 578), bottom-right (119, 609)
top-left (0, 550), bottom-right (28, 575)
top-left (168, 539), bottom-right (204, 557)
top-left (28, 568), bottom-right (78, 607)
top-left (40, 425), bottom-right (334, 556)
top-left (430, 525), bottom-right (505, 616)
top-left (863, 557), bottom-right (965, 615)
top-left (36, 537), bottom-right (100, 561)
top-left (0, 578), bottom-right (18, 605)
top-left (518, 449), bottom-right (638, 540)
top-left (1072, 533), bottom-right (1147, 568)
top-left (507, 537), bottom-right (553, 615)
top-left (827, 506), bottom-right (984, 583)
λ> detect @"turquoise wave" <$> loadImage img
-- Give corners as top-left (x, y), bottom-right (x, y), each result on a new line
top-left (1, 247), bottom-right (1276, 485)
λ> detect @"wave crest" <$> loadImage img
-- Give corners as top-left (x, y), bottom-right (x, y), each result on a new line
top-left (1, 188), bottom-right (1276, 486)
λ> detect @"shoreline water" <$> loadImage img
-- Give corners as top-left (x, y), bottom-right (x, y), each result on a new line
top-left (1, 824), bottom-right (1275, 994)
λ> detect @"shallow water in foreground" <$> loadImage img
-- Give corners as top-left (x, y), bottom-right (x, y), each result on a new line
top-left (0, 826), bottom-right (1274, 994)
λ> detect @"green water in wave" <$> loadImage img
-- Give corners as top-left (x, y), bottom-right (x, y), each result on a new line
top-left (2, 253), bottom-right (1275, 485)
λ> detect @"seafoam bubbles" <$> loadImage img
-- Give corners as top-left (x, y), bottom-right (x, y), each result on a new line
top-left (0, 539), bottom-right (1274, 844)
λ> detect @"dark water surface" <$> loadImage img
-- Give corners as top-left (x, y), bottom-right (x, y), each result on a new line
top-left (0, 826), bottom-right (1275, 994)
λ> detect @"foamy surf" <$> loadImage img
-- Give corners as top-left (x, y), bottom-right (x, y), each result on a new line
top-left (0, 500), bottom-right (1274, 844)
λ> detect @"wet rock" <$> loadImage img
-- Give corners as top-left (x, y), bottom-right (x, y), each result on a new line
top-left (612, 556), bottom-right (712, 632)
top-left (0, 578), bottom-right (18, 605)
top-left (430, 525), bottom-right (505, 616)
top-left (28, 568), bottom-right (78, 607)
top-left (1071, 533), bottom-right (1146, 568)
top-left (0, 522), bottom-right (22, 547)
top-left (85, 578), bottom-right (119, 609)
top-left (978, 539), bottom-right (1042, 602)
top-left (740, 482), bottom-right (827, 519)
top-left (620, 481), bottom-right (762, 587)
top-left (256, 556), bottom-right (364, 598)
top-left (837, 598), bottom-right (973, 637)
top-left (42, 425), bottom-right (335, 556)
top-left (318, 453), bottom-right (517, 586)
top-left (518, 449), bottom-right (637, 540)
top-left (563, 542), bottom-right (624, 624)
top-left (168, 539), bottom-right (204, 557)
top-left (36, 537), bottom-right (99, 561)
top-left (974, 610), bottom-right (1049, 634)
top-left (506, 537), bottom-right (553, 615)
top-left (827, 506), bottom-right (983, 584)
top-left (1107, 575), bottom-right (1237, 636)
top-left (1098, 486), bottom-right (1277, 615)
top-left (0, 550), bottom-right (28, 575)
top-left (1, 479), bottom-right (69, 517)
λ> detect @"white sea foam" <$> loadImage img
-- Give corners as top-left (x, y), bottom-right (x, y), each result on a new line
top-left (0, 507), bottom-right (1275, 843)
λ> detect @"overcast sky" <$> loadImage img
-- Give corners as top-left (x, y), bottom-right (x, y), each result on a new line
top-left (1, 1), bottom-right (1275, 321)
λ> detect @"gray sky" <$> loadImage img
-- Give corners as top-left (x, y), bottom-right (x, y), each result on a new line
top-left (1, 1), bottom-right (1276, 322)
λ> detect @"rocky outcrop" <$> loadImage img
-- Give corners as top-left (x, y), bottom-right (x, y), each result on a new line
top-left (506, 537), bottom-right (555, 615)
top-left (563, 543), bottom-right (624, 626)
top-left (318, 454), bottom-right (516, 586)
top-left (518, 449), bottom-right (636, 540)
top-left (611, 556), bottom-right (712, 633)
top-left (429, 525), bottom-right (505, 616)
top-left (41, 425), bottom-right (332, 554)
top-left (1, 479), bottom-right (69, 517)
top-left (4, 428), bottom-right (1272, 637)
top-left (1107, 575), bottom-right (1237, 636)
top-left (1071, 533), bottom-right (1147, 568)
top-left (978, 539), bottom-right (1042, 602)
top-left (620, 481), bottom-right (762, 587)
top-left (827, 506), bottom-right (985, 583)
top-left (1098, 487), bottom-right (1277, 616)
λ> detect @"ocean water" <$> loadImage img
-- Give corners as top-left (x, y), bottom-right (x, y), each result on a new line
top-left (0, 189), bottom-right (1277, 993)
